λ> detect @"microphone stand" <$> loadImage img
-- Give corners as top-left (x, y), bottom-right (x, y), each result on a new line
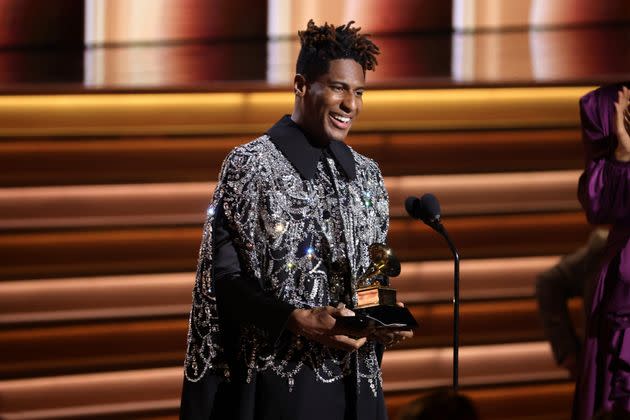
top-left (431, 221), bottom-right (460, 392)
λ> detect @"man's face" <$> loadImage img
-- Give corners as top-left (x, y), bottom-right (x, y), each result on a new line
top-left (301, 59), bottom-right (365, 144)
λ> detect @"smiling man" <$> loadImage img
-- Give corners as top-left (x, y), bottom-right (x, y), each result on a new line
top-left (180, 20), bottom-right (411, 420)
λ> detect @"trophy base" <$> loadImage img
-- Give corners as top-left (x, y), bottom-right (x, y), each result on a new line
top-left (340, 285), bottom-right (418, 332)
top-left (355, 285), bottom-right (396, 308)
top-left (356, 304), bottom-right (418, 330)
top-left (336, 305), bottom-right (418, 332)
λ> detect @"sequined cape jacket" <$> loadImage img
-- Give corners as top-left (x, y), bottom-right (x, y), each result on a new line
top-left (183, 134), bottom-right (390, 390)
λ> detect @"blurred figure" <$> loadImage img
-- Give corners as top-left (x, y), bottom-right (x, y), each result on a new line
top-left (396, 389), bottom-right (479, 420)
top-left (536, 228), bottom-right (608, 379)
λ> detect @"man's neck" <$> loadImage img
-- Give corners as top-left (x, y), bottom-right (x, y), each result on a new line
top-left (290, 113), bottom-right (330, 148)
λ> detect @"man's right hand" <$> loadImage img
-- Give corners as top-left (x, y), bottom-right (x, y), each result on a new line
top-left (614, 87), bottom-right (630, 162)
top-left (286, 306), bottom-right (368, 352)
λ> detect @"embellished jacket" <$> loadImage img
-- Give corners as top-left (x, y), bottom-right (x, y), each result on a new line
top-left (183, 117), bottom-right (389, 394)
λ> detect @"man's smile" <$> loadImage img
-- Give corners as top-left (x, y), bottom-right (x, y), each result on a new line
top-left (329, 112), bottom-right (352, 130)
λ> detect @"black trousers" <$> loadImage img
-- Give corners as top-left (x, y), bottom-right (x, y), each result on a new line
top-left (180, 365), bottom-right (387, 420)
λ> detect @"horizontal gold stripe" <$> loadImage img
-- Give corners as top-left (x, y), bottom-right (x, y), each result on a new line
top-left (0, 86), bottom-right (594, 136)
top-left (0, 170), bottom-right (580, 230)
top-left (0, 256), bottom-right (559, 324)
top-left (0, 342), bottom-right (562, 404)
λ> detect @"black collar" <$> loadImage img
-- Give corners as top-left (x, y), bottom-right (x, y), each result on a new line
top-left (266, 115), bottom-right (356, 181)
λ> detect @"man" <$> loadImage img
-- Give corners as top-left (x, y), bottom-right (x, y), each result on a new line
top-left (180, 20), bottom-right (412, 420)
top-left (535, 228), bottom-right (608, 379)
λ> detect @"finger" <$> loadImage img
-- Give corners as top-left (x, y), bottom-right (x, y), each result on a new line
top-left (616, 93), bottom-right (626, 119)
top-left (396, 301), bottom-right (405, 307)
top-left (338, 307), bottom-right (356, 317)
top-left (333, 324), bottom-right (372, 338)
top-left (330, 335), bottom-right (367, 350)
top-left (328, 306), bottom-right (356, 317)
top-left (312, 307), bottom-right (338, 330)
top-left (318, 337), bottom-right (357, 352)
top-left (395, 330), bottom-right (414, 339)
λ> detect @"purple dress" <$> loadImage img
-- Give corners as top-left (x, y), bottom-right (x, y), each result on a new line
top-left (573, 84), bottom-right (630, 419)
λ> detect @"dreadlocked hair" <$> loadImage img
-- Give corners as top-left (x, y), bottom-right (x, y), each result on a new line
top-left (296, 19), bottom-right (380, 81)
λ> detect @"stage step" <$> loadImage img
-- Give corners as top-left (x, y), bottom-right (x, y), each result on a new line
top-left (382, 341), bottom-right (566, 391)
top-left (0, 212), bottom-right (589, 280)
top-left (0, 129), bottom-right (582, 187)
top-left (0, 342), bottom-right (568, 420)
top-left (0, 297), bottom-right (582, 379)
top-left (0, 255), bottom-right (563, 325)
top-left (0, 381), bottom-right (574, 420)
top-left (0, 170), bottom-right (580, 230)
top-left (398, 256), bottom-right (561, 303)
top-left (387, 382), bottom-right (574, 420)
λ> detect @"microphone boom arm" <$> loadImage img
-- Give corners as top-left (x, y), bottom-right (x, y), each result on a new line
top-left (433, 222), bottom-right (460, 392)
top-left (405, 194), bottom-right (460, 392)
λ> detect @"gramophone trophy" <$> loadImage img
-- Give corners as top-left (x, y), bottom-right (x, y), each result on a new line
top-left (338, 243), bottom-right (418, 331)
top-left (354, 243), bottom-right (400, 308)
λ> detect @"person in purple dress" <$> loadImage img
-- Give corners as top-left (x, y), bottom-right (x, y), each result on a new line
top-left (573, 84), bottom-right (630, 419)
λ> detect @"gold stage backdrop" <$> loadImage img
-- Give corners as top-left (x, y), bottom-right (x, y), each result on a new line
top-left (453, 0), bottom-right (630, 30)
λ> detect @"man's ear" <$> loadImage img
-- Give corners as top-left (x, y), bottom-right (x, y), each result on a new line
top-left (294, 74), bottom-right (307, 97)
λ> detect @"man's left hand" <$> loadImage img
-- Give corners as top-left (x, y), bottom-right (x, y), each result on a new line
top-left (370, 302), bottom-right (414, 347)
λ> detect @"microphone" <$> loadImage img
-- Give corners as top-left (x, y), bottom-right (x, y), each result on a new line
top-left (404, 193), bottom-right (460, 392)
top-left (405, 194), bottom-right (443, 231)
top-left (404, 196), bottom-right (421, 219)
top-left (419, 193), bottom-right (441, 224)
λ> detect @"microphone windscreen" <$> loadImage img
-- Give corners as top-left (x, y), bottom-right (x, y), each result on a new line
top-left (404, 196), bottom-right (421, 219)
top-left (420, 193), bottom-right (441, 220)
